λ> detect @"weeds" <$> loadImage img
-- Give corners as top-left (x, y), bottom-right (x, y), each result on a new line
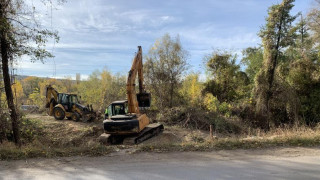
top-left (139, 134), bottom-right (320, 153)
top-left (0, 116), bottom-right (114, 160)
top-left (1, 115), bottom-right (320, 160)
top-left (0, 141), bottom-right (115, 160)
top-left (139, 125), bottom-right (320, 153)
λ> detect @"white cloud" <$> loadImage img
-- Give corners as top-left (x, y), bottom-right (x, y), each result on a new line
top-left (19, 0), bottom-right (311, 78)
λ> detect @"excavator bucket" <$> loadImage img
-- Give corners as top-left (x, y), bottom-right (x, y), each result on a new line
top-left (137, 93), bottom-right (151, 107)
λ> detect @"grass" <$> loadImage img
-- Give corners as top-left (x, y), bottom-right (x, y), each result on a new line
top-left (0, 115), bottom-right (114, 160)
top-left (1, 115), bottom-right (320, 160)
top-left (138, 125), bottom-right (320, 152)
top-left (138, 134), bottom-right (320, 153)
top-left (0, 141), bottom-right (115, 160)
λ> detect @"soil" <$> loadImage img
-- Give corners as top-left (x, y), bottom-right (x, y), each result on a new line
top-left (26, 114), bottom-right (211, 146)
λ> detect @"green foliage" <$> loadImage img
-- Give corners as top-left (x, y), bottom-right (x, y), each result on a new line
top-left (254, 0), bottom-right (298, 127)
top-left (241, 47), bottom-right (263, 83)
top-left (22, 77), bottom-right (42, 97)
top-left (203, 93), bottom-right (220, 112)
top-left (158, 106), bottom-right (242, 134)
top-left (179, 73), bottom-right (204, 107)
top-left (204, 50), bottom-right (249, 103)
top-left (144, 33), bottom-right (189, 109)
top-left (28, 88), bottom-right (44, 108)
top-left (77, 69), bottom-right (127, 111)
top-left (0, 0), bottom-right (59, 62)
top-left (287, 58), bottom-right (320, 124)
top-left (20, 118), bottom-right (45, 143)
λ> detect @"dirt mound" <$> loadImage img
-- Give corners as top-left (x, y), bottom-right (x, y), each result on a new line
top-left (142, 132), bottom-right (181, 145)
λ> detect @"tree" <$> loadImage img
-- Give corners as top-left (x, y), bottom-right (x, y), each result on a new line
top-left (101, 71), bottom-right (126, 109)
top-left (144, 34), bottom-right (189, 109)
top-left (179, 73), bottom-right (203, 107)
top-left (22, 76), bottom-right (42, 97)
top-left (61, 76), bottom-right (75, 93)
top-left (204, 50), bottom-right (249, 103)
top-left (11, 80), bottom-right (24, 106)
top-left (0, 0), bottom-right (59, 145)
top-left (77, 69), bottom-right (127, 112)
top-left (28, 88), bottom-right (43, 108)
top-left (254, 0), bottom-right (297, 127)
top-left (241, 47), bottom-right (263, 83)
top-left (308, 0), bottom-right (320, 45)
top-left (285, 13), bottom-right (320, 125)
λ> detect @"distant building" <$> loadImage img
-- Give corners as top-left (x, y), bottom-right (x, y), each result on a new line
top-left (76, 73), bottom-right (81, 84)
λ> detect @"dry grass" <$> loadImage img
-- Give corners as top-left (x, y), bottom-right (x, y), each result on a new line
top-left (0, 141), bottom-right (114, 160)
top-left (1, 114), bottom-right (319, 160)
top-left (139, 125), bottom-right (320, 152)
top-left (0, 114), bottom-right (113, 160)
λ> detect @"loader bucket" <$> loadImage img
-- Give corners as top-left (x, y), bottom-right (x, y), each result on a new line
top-left (137, 93), bottom-right (151, 107)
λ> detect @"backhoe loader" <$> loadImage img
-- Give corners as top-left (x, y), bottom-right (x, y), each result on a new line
top-left (45, 85), bottom-right (96, 122)
top-left (103, 46), bottom-right (164, 144)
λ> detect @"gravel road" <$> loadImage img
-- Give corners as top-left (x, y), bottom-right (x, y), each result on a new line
top-left (1, 147), bottom-right (320, 180)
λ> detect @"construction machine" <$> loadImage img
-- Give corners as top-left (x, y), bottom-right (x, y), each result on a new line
top-left (45, 85), bottom-right (96, 122)
top-left (103, 46), bottom-right (164, 144)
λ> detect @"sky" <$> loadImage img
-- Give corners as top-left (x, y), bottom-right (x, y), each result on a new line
top-left (18, 0), bottom-right (314, 80)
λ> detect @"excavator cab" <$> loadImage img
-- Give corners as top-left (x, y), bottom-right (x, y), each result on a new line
top-left (105, 100), bottom-right (129, 119)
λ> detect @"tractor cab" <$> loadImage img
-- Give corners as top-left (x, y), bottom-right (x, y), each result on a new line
top-left (57, 93), bottom-right (79, 111)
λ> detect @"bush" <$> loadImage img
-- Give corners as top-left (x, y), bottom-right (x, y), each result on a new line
top-left (157, 106), bottom-right (243, 134)
top-left (20, 117), bottom-right (45, 144)
top-left (0, 111), bottom-right (11, 142)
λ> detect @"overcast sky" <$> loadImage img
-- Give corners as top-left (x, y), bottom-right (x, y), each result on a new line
top-left (18, 0), bottom-right (314, 80)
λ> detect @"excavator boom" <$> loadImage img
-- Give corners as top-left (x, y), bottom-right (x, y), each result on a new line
top-left (126, 46), bottom-right (151, 114)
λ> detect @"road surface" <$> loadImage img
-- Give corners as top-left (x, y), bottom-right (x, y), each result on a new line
top-left (1, 147), bottom-right (320, 180)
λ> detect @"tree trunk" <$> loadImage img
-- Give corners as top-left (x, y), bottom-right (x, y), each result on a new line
top-left (263, 11), bottom-right (284, 128)
top-left (0, 31), bottom-right (21, 146)
top-left (169, 82), bottom-right (174, 108)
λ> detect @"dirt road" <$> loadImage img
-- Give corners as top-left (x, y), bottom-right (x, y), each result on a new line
top-left (1, 147), bottom-right (319, 180)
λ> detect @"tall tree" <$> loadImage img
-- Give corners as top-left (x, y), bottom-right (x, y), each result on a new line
top-left (308, 0), bottom-right (320, 45)
top-left (204, 51), bottom-right (249, 103)
top-left (144, 34), bottom-right (189, 109)
top-left (0, 0), bottom-right (59, 145)
top-left (254, 0), bottom-right (297, 127)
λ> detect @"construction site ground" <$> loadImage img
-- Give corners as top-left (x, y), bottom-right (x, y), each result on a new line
top-left (25, 113), bottom-right (210, 146)
top-left (1, 113), bottom-right (319, 161)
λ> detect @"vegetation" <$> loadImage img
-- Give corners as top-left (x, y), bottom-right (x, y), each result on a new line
top-left (144, 34), bottom-right (189, 109)
top-left (0, 0), bottom-right (59, 145)
top-left (0, 115), bottom-right (114, 160)
top-left (1, 0), bottom-right (320, 158)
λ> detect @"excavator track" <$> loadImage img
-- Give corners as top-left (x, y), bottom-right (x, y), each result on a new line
top-left (110, 123), bottom-right (164, 145)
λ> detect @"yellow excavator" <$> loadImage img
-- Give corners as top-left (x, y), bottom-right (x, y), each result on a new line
top-left (103, 46), bottom-right (164, 144)
top-left (45, 85), bottom-right (96, 122)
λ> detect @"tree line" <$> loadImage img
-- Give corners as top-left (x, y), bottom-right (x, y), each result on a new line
top-left (1, 0), bottom-right (320, 145)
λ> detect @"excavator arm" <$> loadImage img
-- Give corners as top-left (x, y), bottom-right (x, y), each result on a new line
top-left (126, 46), bottom-right (151, 114)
